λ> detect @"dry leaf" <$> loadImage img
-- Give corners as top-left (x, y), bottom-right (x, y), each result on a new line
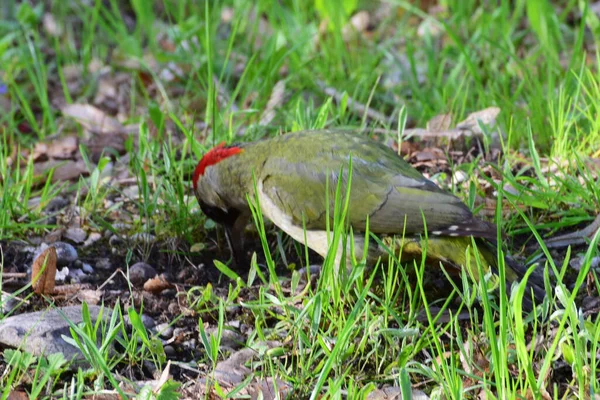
top-left (6, 390), bottom-right (29, 400)
top-left (143, 274), bottom-right (173, 294)
top-left (61, 104), bottom-right (125, 135)
top-left (456, 107), bottom-right (501, 134)
top-left (76, 289), bottom-right (103, 305)
top-left (259, 80), bottom-right (286, 126)
top-left (46, 135), bottom-right (79, 159)
top-left (427, 113), bottom-right (453, 132)
top-left (32, 247), bottom-right (57, 295)
top-left (33, 159), bottom-right (89, 183)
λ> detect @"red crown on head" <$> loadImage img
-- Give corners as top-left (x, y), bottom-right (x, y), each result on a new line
top-left (192, 142), bottom-right (243, 190)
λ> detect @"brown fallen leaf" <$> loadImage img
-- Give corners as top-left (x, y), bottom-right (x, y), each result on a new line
top-left (427, 112), bottom-right (453, 132)
top-left (76, 289), bottom-right (103, 305)
top-left (6, 390), bottom-right (29, 400)
top-left (32, 247), bottom-right (57, 295)
top-left (61, 104), bottom-right (126, 135)
top-left (46, 135), bottom-right (79, 159)
top-left (143, 274), bottom-right (173, 295)
top-left (456, 107), bottom-right (501, 134)
top-left (34, 159), bottom-right (89, 183)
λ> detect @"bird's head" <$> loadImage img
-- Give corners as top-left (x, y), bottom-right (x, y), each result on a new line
top-left (193, 141), bottom-right (247, 268)
top-left (192, 142), bottom-right (244, 224)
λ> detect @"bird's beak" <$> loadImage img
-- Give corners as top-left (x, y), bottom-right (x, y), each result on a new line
top-left (224, 217), bottom-right (247, 271)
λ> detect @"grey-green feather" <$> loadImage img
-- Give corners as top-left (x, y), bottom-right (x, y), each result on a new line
top-left (218, 130), bottom-right (497, 240)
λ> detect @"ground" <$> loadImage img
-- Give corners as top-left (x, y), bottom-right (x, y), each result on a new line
top-left (0, 1), bottom-right (599, 399)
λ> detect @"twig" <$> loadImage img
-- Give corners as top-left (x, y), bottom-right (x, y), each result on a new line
top-left (545, 213), bottom-right (600, 249)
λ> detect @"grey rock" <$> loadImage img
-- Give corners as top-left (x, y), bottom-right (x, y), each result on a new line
top-left (69, 268), bottom-right (87, 283)
top-left (155, 323), bottom-right (174, 339)
top-left (0, 306), bottom-right (109, 362)
top-left (83, 232), bottom-right (102, 247)
top-left (56, 267), bottom-right (70, 282)
top-left (51, 242), bottom-right (78, 266)
top-left (109, 234), bottom-right (124, 247)
top-left (205, 326), bottom-right (245, 350)
top-left (164, 345), bottom-right (176, 357)
top-left (28, 197), bottom-right (42, 209)
top-left (82, 263), bottom-right (94, 273)
top-left (45, 196), bottom-right (69, 212)
top-left (64, 228), bottom-right (87, 244)
top-left (130, 233), bottom-right (156, 244)
top-left (128, 262), bottom-right (157, 286)
top-left (141, 314), bottom-right (156, 329)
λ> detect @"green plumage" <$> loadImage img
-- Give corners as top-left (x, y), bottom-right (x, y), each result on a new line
top-left (194, 129), bottom-right (543, 303)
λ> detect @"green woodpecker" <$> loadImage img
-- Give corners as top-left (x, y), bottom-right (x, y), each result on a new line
top-left (193, 130), bottom-right (544, 302)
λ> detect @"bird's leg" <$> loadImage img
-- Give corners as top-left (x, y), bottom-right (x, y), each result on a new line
top-left (224, 216), bottom-right (249, 271)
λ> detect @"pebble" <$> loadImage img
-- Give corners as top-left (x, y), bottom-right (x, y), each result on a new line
top-left (141, 314), bottom-right (156, 330)
top-left (55, 267), bottom-right (70, 282)
top-left (173, 327), bottom-right (186, 340)
top-left (82, 263), bottom-right (94, 274)
top-left (164, 345), bottom-right (176, 357)
top-left (155, 323), bottom-right (174, 339)
top-left (109, 234), bottom-right (124, 247)
top-left (49, 242), bottom-right (78, 266)
top-left (64, 228), bottom-right (87, 244)
top-left (182, 338), bottom-right (197, 351)
top-left (83, 232), bottom-right (102, 247)
top-left (112, 223), bottom-right (132, 232)
top-left (45, 196), bottom-right (69, 212)
top-left (69, 268), bottom-right (87, 283)
top-left (28, 197), bottom-right (42, 209)
top-left (128, 262), bottom-right (157, 286)
top-left (570, 256), bottom-right (600, 271)
top-left (130, 233), bottom-right (156, 245)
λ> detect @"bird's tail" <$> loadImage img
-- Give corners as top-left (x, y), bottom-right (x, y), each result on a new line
top-left (381, 235), bottom-right (546, 310)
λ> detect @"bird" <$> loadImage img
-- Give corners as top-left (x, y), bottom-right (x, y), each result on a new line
top-left (192, 129), bottom-right (545, 304)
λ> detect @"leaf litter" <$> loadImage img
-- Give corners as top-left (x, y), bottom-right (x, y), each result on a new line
top-left (1, 2), bottom-right (599, 398)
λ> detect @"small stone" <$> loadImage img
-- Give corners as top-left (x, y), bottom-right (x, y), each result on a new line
top-left (82, 263), bottom-right (94, 273)
top-left (155, 323), bottom-right (174, 339)
top-left (130, 233), bottom-right (156, 244)
top-left (64, 228), bottom-right (87, 244)
top-left (453, 170), bottom-right (468, 184)
top-left (164, 345), bottom-right (176, 357)
top-left (95, 258), bottom-right (113, 270)
top-left (112, 223), bottom-right (132, 232)
top-left (173, 327), bottom-right (186, 339)
top-left (28, 197), bottom-right (42, 209)
top-left (51, 242), bottom-right (78, 266)
top-left (56, 267), bottom-right (69, 282)
top-left (141, 314), bottom-right (156, 330)
top-left (45, 196), bottom-right (69, 212)
top-left (122, 185), bottom-right (139, 200)
top-left (182, 338), bottom-right (197, 350)
top-left (128, 262), bottom-right (157, 286)
top-left (109, 234), bottom-right (124, 247)
top-left (205, 326), bottom-right (244, 350)
top-left (69, 268), bottom-right (87, 283)
top-left (83, 232), bottom-right (102, 247)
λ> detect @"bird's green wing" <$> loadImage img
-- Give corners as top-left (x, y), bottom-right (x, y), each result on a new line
top-left (258, 137), bottom-right (496, 239)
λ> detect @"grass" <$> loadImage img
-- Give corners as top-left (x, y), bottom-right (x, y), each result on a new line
top-left (0, 0), bottom-right (599, 398)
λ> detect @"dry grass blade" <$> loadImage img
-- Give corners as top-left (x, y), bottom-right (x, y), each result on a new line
top-left (31, 246), bottom-right (57, 295)
top-left (259, 80), bottom-right (286, 126)
top-left (545, 213), bottom-right (600, 249)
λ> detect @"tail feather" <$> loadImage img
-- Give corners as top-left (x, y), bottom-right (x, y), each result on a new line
top-left (380, 235), bottom-right (546, 311)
